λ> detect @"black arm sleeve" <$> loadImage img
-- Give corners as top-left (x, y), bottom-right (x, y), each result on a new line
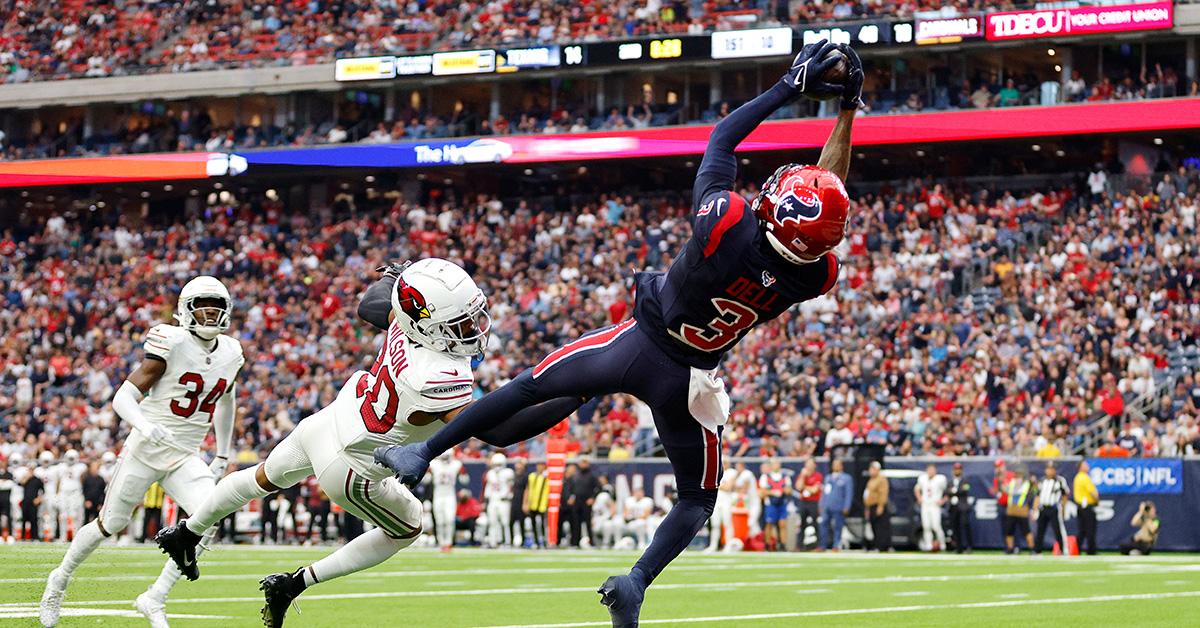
top-left (357, 275), bottom-right (398, 331)
top-left (693, 81), bottom-right (796, 207)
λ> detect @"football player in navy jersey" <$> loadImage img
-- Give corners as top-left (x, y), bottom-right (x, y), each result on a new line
top-left (378, 40), bottom-right (863, 627)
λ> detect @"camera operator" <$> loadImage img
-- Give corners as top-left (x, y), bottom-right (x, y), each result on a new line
top-left (1119, 501), bottom-right (1161, 556)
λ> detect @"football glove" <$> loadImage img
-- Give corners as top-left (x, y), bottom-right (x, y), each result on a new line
top-left (782, 40), bottom-right (844, 100)
top-left (839, 44), bottom-right (865, 111)
top-left (376, 260), bottom-right (411, 279)
top-left (209, 455), bottom-right (229, 478)
top-left (137, 422), bottom-right (174, 446)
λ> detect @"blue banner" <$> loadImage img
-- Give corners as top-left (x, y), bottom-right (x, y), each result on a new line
top-left (1086, 458), bottom-right (1183, 494)
top-left (456, 457), bottom-right (1200, 551)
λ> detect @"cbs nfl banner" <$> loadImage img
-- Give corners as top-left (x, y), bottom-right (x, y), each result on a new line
top-left (1087, 458), bottom-right (1183, 494)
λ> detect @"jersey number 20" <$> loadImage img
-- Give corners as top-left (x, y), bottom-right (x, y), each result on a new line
top-left (670, 298), bottom-right (759, 352)
top-left (356, 362), bottom-right (399, 434)
top-left (170, 373), bottom-right (229, 419)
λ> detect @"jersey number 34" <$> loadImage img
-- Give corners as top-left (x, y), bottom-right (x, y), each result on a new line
top-left (170, 373), bottom-right (229, 419)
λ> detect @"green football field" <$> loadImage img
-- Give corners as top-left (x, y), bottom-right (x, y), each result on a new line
top-left (2, 543), bottom-right (1198, 627)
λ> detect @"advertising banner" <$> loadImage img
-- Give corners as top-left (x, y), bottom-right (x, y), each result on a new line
top-left (986, 1), bottom-right (1173, 41)
top-left (333, 56), bottom-right (396, 82)
top-left (1087, 458), bottom-right (1183, 494)
top-left (432, 49), bottom-right (496, 76)
top-left (916, 15), bottom-right (984, 45)
top-left (457, 457), bottom-right (1200, 551)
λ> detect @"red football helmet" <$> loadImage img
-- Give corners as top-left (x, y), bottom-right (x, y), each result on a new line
top-left (752, 164), bottom-right (849, 264)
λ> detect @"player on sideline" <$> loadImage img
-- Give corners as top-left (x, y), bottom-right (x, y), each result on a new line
top-left (429, 450), bottom-right (464, 551)
top-left (377, 39), bottom-right (863, 627)
top-left (155, 258), bottom-right (580, 627)
top-left (483, 452), bottom-right (515, 547)
top-left (39, 276), bottom-right (242, 628)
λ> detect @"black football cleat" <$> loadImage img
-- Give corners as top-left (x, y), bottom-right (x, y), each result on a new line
top-left (154, 522), bottom-right (203, 581)
top-left (259, 571), bottom-right (304, 628)
top-left (598, 574), bottom-right (644, 628)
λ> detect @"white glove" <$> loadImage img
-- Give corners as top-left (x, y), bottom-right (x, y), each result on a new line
top-left (209, 456), bottom-right (229, 478)
top-left (137, 422), bottom-right (173, 446)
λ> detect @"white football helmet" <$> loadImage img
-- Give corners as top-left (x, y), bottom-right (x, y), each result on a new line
top-left (101, 451), bottom-right (116, 464)
top-left (175, 276), bottom-right (232, 340)
top-left (39, 451), bottom-right (54, 466)
top-left (64, 449), bottom-right (79, 463)
top-left (391, 258), bottom-right (490, 357)
top-left (490, 453), bottom-right (507, 468)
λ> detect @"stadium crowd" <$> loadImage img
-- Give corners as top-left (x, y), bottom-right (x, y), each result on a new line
top-left (0, 160), bottom-right (1197, 468)
top-left (3, 1), bottom-right (1084, 83)
top-left (4, 61), bottom-right (1192, 161)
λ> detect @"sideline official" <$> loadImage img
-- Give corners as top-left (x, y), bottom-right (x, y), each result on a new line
top-left (1034, 462), bottom-right (1069, 555)
top-left (1073, 461), bottom-right (1099, 555)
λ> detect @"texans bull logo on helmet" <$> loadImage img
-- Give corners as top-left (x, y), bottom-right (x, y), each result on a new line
top-left (773, 187), bottom-right (823, 226)
top-left (396, 279), bottom-right (431, 320)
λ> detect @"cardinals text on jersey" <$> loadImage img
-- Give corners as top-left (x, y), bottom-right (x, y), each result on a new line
top-left (332, 320), bottom-right (474, 481)
top-left (127, 324), bottom-right (244, 470)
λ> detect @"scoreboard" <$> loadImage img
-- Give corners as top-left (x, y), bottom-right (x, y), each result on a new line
top-left (334, 23), bottom-right (912, 81)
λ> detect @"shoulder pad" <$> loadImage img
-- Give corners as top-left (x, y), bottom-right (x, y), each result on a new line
top-left (143, 324), bottom-right (184, 360)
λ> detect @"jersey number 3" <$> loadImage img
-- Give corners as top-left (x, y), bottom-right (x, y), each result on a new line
top-left (670, 298), bottom-right (759, 352)
top-left (170, 373), bottom-right (229, 419)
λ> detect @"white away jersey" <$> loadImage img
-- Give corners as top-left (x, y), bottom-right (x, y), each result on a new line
top-left (430, 458), bottom-right (464, 499)
top-left (917, 474), bottom-right (948, 504)
top-left (332, 320), bottom-right (474, 481)
top-left (127, 324), bottom-right (244, 470)
top-left (55, 462), bottom-right (87, 494)
top-left (484, 467), bottom-right (515, 503)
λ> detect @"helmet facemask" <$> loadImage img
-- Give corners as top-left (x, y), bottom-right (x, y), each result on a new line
top-left (394, 276), bottom-right (491, 357)
top-left (179, 295), bottom-right (231, 340)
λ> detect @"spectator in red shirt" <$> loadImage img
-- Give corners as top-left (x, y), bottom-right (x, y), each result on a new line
top-left (455, 489), bottom-right (482, 546)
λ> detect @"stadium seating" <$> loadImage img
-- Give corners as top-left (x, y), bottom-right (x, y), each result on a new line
top-left (1, 168), bottom-right (1196, 467)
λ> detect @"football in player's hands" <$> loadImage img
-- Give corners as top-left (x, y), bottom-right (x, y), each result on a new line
top-left (809, 48), bottom-right (850, 101)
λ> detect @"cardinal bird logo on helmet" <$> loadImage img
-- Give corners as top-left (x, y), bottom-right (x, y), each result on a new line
top-left (396, 279), bottom-right (431, 320)
top-left (774, 187), bottom-right (823, 226)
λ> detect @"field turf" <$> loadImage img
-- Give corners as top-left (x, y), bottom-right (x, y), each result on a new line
top-left (1, 543), bottom-right (1197, 626)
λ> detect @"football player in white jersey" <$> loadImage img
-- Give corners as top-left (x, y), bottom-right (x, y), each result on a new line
top-left (40, 276), bottom-right (243, 628)
top-left (54, 450), bottom-right (87, 542)
top-left (483, 453), bottom-right (514, 548)
top-left (705, 459), bottom-right (735, 552)
top-left (34, 451), bottom-right (58, 541)
top-left (156, 259), bottom-right (491, 626)
top-left (429, 450), bottom-right (464, 551)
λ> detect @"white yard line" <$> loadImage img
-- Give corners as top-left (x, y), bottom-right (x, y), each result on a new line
top-left (475, 591), bottom-right (1200, 628)
top-left (0, 607), bottom-right (230, 620)
top-left (5, 567), bottom-right (1193, 608)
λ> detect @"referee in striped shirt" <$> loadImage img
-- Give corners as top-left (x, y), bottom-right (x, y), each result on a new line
top-left (1033, 462), bottom-right (1070, 555)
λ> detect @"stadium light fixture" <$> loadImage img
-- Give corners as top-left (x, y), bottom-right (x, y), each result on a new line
top-left (1154, 138), bottom-right (1163, 145)
top-left (164, 185), bottom-right (173, 192)
top-left (1055, 65), bottom-right (1062, 72)
top-left (1032, 144), bottom-right (1041, 151)
top-left (365, 175), bottom-right (376, 183)
top-left (1048, 48), bottom-right (1055, 56)
top-left (524, 168), bottom-right (534, 175)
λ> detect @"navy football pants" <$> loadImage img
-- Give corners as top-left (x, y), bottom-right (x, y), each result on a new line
top-left (483, 319), bottom-right (723, 494)
top-left (473, 319), bottom-right (723, 584)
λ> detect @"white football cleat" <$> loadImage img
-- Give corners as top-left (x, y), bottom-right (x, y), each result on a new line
top-left (39, 567), bottom-right (68, 627)
top-left (135, 591), bottom-right (171, 628)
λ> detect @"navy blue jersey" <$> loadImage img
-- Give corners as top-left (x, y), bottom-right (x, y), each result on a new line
top-left (633, 81), bottom-right (839, 370)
